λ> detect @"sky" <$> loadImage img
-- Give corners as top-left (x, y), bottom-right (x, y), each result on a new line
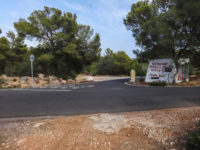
top-left (0, 0), bottom-right (139, 58)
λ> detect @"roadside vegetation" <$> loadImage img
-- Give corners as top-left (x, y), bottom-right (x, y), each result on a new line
top-left (82, 48), bottom-right (147, 76)
top-left (124, 0), bottom-right (200, 74)
top-left (149, 81), bottom-right (167, 87)
top-left (0, 77), bottom-right (6, 88)
top-left (186, 121), bottom-right (200, 150)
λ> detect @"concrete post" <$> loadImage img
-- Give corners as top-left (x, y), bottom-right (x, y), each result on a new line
top-left (130, 69), bottom-right (136, 82)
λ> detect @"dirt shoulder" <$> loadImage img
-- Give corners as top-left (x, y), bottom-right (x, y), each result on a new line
top-left (0, 107), bottom-right (200, 150)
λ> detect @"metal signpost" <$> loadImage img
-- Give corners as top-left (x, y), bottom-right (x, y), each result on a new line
top-left (30, 54), bottom-right (35, 88)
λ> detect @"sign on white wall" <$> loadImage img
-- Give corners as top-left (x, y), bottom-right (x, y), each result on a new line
top-left (145, 59), bottom-right (177, 83)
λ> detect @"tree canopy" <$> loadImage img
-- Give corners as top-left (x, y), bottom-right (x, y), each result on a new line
top-left (124, 0), bottom-right (200, 62)
top-left (14, 6), bottom-right (101, 79)
top-left (94, 49), bottom-right (133, 75)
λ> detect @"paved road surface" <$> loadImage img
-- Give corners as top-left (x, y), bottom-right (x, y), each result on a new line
top-left (0, 79), bottom-right (200, 118)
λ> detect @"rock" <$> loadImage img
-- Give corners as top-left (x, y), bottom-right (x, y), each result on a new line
top-left (35, 78), bottom-right (40, 84)
top-left (1, 75), bottom-right (7, 79)
top-left (16, 138), bottom-right (26, 145)
top-left (54, 80), bottom-right (59, 85)
top-left (5, 145), bottom-right (9, 149)
top-left (61, 80), bottom-right (67, 85)
top-left (33, 122), bottom-right (45, 128)
top-left (20, 77), bottom-right (28, 83)
top-left (11, 84), bottom-right (21, 88)
top-left (67, 79), bottom-right (76, 84)
top-left (38, 74), bottom-right (45, 79)
top-left (86, 76), bottom-right (94, 82)
top-left (1, 143), bottom-right (5, 146)
top-left (89, 114), bottom-right (128, 134)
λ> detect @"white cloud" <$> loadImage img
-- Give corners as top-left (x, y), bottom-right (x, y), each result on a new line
top-left (64, 2), bottom-right (86, 12)
top-left (90, 0), bottom-right (130, 32)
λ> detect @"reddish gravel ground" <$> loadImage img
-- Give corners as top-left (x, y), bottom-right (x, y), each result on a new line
top-left (0, 107), bottom-right (200, 150)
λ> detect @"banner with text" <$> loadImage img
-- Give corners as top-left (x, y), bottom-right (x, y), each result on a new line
top-left (145, 59), bottom-right (177, 83)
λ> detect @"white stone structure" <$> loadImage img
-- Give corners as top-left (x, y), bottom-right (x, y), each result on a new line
top-left (175, 58), bottom-right (190, 83)
top-left (145, 59), bottom-right (177, 83)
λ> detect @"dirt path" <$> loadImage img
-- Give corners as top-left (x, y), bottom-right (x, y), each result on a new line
top-left (0, 107), bottom-right (200, 150)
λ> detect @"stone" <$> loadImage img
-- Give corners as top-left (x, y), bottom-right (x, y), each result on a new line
top-left (16, 138), bottom-right (26, 145)
top-left (38, 74), bottom-right (45, 79)
top-left (86, 76), bottom-right (94, 82)
top-left (1, 75), bottom-right (7, 79)
top-left (33, 122), bottom-right (45, 128)
top-left (61, 80), bottom-right (67, 85)
top-left (20, 77), bottom-right (28, 83)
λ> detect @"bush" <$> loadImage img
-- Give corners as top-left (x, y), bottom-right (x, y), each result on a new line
top-left (0, 78), bottom-right (6, 88)
top-left (189, 65), bottom-right (200, 76)
top-left (186, 121), bottom-right (200, 150)
top-left (82, 63), bottom-right (98, 76)
top-left (13, 78), bottom-right (17, 82)
top-left (96, 49), bottom-right (132, 75)
top-left (130, 60), bottom-right (147, 76)
top-left (149, 81), bottom-right (167, 86)
top-left (196, 71), bottom-right (200, 75)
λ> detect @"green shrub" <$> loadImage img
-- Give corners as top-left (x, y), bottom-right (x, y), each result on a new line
top-left (0, 78), bottom-right (6, 88)
top-left (186, 121), bottom-right (200, 150)
top-left (131, 60), bottom-right (147, 76)
top-left (190, 65), bottom-right (200, 76)
top-left (13, 78), bottom-right (17, 82)
top-left (149, 81), bottom-right (167, 86)
top-left (195, 70), bottom-right (200, 75)
top-left (82, 63), bottom-right (98, 76)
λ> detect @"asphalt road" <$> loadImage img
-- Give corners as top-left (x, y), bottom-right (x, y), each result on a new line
top-left (0, 78), bottom-right (200, 118)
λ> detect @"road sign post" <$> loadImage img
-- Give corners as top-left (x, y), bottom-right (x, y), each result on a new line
top-left (30, 54), bottom-right (35, 88)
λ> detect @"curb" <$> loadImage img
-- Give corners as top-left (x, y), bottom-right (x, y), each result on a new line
top-left (125, 82), bottom-right (200, 88)
top-left (124, 82), bottom-right (150, 87)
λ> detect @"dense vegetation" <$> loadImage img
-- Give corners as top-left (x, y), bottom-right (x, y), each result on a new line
top-left (124, 0), bottom-right (200, 73)
top-left (0, 7), bottom-right (101, 79)
top-left (83, 48), bottom-right (147, 76)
